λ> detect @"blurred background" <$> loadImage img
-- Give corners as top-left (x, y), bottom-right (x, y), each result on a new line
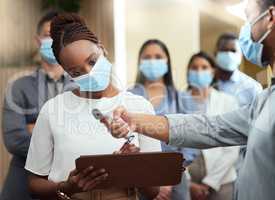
top-left (0, 0), bottom-right (272, 188)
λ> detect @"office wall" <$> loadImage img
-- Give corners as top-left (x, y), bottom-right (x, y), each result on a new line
top-left (125, 0), bottom-right (200, 90)
top-left (0, 0), bottom-right (41, 67)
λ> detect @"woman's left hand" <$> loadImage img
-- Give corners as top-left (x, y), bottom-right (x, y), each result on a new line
top-left (114, 143), bottom-right (140, 154)
top-left (154, 186), bottom-right (172, 200)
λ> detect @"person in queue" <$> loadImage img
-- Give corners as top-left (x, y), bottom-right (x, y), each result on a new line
top-left (103, 0), bottom-right (275, 199)
top-left (24, 13), bottom-right (161, 200)
top-left (129, 39), bottom-right (197, 200)
top-left (179, 52), bottom-right (239, 200)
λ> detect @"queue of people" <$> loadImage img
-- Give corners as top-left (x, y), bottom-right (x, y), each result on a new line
top-left (1, 0), bottom-right (274, 199)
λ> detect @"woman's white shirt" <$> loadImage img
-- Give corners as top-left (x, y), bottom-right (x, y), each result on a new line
top-left (25, 91), bottom-right (161, 182)
top-left (202, 89), bottom-right (240, 191)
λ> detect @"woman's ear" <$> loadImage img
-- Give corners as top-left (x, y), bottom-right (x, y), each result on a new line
top-left (268, 6), bottom-right (275, 29)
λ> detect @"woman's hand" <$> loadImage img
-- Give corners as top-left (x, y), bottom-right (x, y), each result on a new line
top-left (190, 182), bottom-right (209, 200)
top-left (61, 166), bottom-right (108, 195)
top-left (154, 186), bottom-right (172, 200)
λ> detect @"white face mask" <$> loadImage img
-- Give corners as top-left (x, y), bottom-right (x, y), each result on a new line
top-left (72, 55), bottom-right (112, 92)
top-left (216, 51), bottom-right (242, 72)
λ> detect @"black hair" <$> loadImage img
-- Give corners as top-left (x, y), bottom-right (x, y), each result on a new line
top-left (37, 10), bottom-right (59, 34)
top-left (216, 32), bottom-right (238, 51)
top-left (186, 51), bottom-right (217, 88)
top-left (50, 13), bottom-right (104, 64)
top-left (258, 0), bottom-right (275, 11)
top-left (135, 39), bottom-right (175, 88)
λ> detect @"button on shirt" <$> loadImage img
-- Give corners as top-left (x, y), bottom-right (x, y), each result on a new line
top-left (217, 69), bottom-right (263, 107)
top-left (166, 86), bottom-right (275, 200)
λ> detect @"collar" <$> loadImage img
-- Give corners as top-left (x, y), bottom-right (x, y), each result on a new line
top-left (229, 69), bottom-right (241, 83)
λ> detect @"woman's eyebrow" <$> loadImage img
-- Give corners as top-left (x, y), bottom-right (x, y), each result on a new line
top-left (85, 53), bottom-right (99, 62)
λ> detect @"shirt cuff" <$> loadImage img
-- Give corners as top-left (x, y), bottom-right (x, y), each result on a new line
top-left (165, 114), bottom-right (186, 148)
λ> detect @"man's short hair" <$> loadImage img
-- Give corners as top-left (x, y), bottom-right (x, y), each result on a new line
top-left (216, 32), bottom-right (238, 51)
top-left (37, 10), bottom-right (59, 34)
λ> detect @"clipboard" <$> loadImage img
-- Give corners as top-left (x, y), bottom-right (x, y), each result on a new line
top-left (75, 152), bottom-right (184, 189)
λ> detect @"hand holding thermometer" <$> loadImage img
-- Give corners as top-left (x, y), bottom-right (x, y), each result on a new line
top-left (92, 109), bottom-right (135, 146)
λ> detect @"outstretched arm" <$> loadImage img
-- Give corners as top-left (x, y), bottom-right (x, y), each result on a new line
top-left (102, 105), bottom-right (252, 149)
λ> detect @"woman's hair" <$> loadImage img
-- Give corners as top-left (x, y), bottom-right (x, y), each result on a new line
top-left (259, 0), bottom-right (275, 11)
top-left (186, 51), bottom-right (217, 88)
top-left (135, 39), bottom-right (175, 88)
top-left (50, 13), bottom-right (105, 63)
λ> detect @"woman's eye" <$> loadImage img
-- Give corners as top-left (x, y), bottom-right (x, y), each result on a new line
top-left (72, 71), bottom-right (81, 77)
top-left (88, 59), bottom-right (96, 66)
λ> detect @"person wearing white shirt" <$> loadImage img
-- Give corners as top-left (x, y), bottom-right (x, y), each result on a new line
top-left (24, 13), bottom-right (161, 200)
top-left (178, 52), bottom-right (239, 200)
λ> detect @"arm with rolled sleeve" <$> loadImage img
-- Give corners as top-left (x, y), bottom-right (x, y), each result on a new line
top-left (2, 81), bottom-right (32, 158)
top-left (167, 104), bottom-right (253, 149)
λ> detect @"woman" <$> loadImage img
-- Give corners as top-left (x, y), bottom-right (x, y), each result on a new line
top-left (129, 39), bottom-right (196, 200)
top-left (24, 13), bottom-right (161, 200)
top-left (104, 1), bottom-right (275, 199)
top-left (180, 52), bottom-right (239, 200)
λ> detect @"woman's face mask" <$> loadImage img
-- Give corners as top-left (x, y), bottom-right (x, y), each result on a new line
top-left (188, 70), bottom-right (214, 89)
top-left (72, 55), bottom-right (112, 92)
top-left (239, 9), bottom-right (274, 68)
top-left (139, 59), bottom-right (168, 81)
top-left (39, 38), bottom-right (58, 65)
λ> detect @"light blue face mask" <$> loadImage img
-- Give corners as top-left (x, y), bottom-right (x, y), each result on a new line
top-left (39, 38), bottom-right (58, 65)
top-left (188, 70), bottom-right (214, 89)
top-left (139, 59), bottom-right (168, 81)
top-left (239, 10), bottom-right (273, 68)
top-left (72, 55), bottom-right (112, 92)
top-left (216, 51), bottom-right (242, 72)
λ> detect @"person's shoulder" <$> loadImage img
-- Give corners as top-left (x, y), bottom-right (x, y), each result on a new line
top-left (237, 70), bottom-right (262, 89)
top-left (122, 91), bottom-right (155, 114)
top-left (10, 71), bottom-right (37, 91)
top-left (123, 91), bottom-right (149, 103)
top-left (38, 92), bottom-right (71, 115)
top-left (127, 84), bottom-right (144, 96)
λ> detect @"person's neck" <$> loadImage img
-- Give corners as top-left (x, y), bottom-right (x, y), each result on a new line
top-left (41, 61), bottom-right (64, 81)
top-left (144, 79), bottom-right (165, 88)
top-left (217, 68), bottom-right (234, 81)
top-left (191, 87), bottom-right (211, 101)
top-left (74, 84), bottom-right (119, 100)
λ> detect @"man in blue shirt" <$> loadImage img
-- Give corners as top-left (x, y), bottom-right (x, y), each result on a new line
top-left (215, 33), bottom-right (263, 107)
top-left (0, 11), bottom-right (75, 200)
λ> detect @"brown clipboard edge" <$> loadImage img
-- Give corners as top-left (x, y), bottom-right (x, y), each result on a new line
top-left (75, 152), bottom-right (185, 189)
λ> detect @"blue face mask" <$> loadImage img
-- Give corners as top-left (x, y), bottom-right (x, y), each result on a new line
top-left (139, 59), bottom-right (168, 81)
top-left (239, 10), bottom-right (272, 68)
top-left (72, 55), bottom-right (112, 92)
top-left (188, 70), bottom-right (213, 89)
top-left (216, 51), bottom-right (242, 72)
top-left (39, 38), bottom-right (58, 65)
